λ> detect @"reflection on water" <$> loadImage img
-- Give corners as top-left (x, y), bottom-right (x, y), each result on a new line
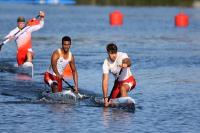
top-left (102, 107), bottom-right (134, 129)
top-left (15, 74), bottom-right (32, 81)
top-left (47, 104), bottom-right (75, 113)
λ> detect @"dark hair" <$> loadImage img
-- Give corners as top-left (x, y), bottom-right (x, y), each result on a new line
top-left (17, 16), bottom-right (25, 22)
top-left (106, 43), bottom-right (118, 53)
top-left (62, 36), bottom-right (71, 44)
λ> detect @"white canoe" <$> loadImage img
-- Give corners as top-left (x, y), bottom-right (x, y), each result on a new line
top-left (42, 90), bottom-right (85, 103)
top-left (16, 62), bottom-right (34, 77)
top-left (94, 97), bottom-right (135, 111)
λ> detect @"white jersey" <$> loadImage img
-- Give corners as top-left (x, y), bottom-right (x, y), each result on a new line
top-left (5, 20), bottom-right (44, 51)
top-left (102, 52), bottom-right (132, 81)
top-left (48, 49), bottom-right (72, 76)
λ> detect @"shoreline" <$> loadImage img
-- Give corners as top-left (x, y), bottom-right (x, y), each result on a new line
top-left (0, 0), bottom-right (194, 7)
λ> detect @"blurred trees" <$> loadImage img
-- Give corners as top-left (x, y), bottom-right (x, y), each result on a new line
top-left (76, 0), bottom-right (193, 6)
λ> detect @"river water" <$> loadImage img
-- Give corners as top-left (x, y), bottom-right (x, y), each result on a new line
top-left (0, 4), bottom-right (200, 133)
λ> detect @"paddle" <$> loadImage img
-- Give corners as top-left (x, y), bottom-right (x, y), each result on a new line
top-left (0, 39), bottom-right (6, 51)
top-left (108, 68), bottom-right (123, 102)
top-left (62, 79), bottom-right (85, 99)
top-left (0, 15), bottom-right (40, 51)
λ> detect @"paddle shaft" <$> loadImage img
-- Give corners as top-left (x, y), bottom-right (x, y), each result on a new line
top-left (62, 79), bottom-right (75, 92)
top-left (62, 79), bottom-right (86, 99)
top-left (108, 68), bottom-right (123, 102)
top-left (0, 15), bottom-right (40, 51)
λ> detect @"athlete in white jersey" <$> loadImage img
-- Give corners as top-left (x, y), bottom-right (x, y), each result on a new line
top-left (102, 43), bottom-right (136, 107)
top-left (44, 36), bottom-right (79, 93)
top-left (4, 11), bottom-right (45, 66)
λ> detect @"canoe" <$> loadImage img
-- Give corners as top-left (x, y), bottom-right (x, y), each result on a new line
top-left (16, 62), bottom-right (34, 77)
top-left (93, 96), bottom-right (135, 111)
top-left (41, 89), bottom-right (89, 104)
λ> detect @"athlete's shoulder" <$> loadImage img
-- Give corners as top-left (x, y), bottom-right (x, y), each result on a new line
top-left (52, 49), bottom-right (60, 57)
top-left (118, 51), bottom-right (128, 58)
top-left (103, 58), bottom-right (111, 67)
top-left (103, 58), bottom-right (109, 64)
top-left (102, 58), bottom-right (110, 71)
top-left (69, 50), bottom-right (72, 56)
top-left (118, 51), bottom-right (127, 55)
top-left (9, 27), bottom-right (19, 34)
top-left (54, 48), bottom-right (60, 53)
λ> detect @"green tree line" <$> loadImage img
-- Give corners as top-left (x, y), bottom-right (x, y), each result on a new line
top-left (76, 0), bottom-right (194, 6)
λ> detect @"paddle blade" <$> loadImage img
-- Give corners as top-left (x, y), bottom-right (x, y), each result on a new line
top-left (27, 18), bottom-right (40, 26)
top-left (0, 42), bottom-right (4, 51)
top-left (63, 64), bottom-right (72, 79)
top-left (0, 45), bottom-right (2, 51)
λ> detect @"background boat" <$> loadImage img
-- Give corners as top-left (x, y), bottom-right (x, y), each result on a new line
top-left (0, 0), bottom-right (76, 4)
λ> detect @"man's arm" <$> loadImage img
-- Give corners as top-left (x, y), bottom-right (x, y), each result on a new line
top-left (102, 73), bottom-right (110, 107)
top-left (102, 73), bottom-right (109, 98)
top-left (29, 11), bottom-right (45, 32)
top-left (0, 28), bottom-right (19, 51)
top-left (4, 27), bottom-right (19, 42)
top-left (69, 55), bottom-right (78, 92)
top-left (51, 50), bottom-right (61, 77)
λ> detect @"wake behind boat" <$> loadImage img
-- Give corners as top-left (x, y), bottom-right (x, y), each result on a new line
top-left (93, 96), bottom-right (136, 111)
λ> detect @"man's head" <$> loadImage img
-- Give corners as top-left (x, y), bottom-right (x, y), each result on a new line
top-left (62, 36), bottom-right (71, 53)
top-left (106, 43), bottom-right (118, 53)
top-left (17, 16), bottom-right (26, 29)
top-left (106, 43), bottom-right (118, 62)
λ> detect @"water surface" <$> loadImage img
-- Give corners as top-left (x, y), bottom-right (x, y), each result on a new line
top-left (0, 4), bottom-right (200, 133)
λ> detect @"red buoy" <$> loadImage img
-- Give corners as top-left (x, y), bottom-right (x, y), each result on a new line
top-left (175, 12), bottom-right (189, 27)
top-left (109, 10), bottom-right (123, 26)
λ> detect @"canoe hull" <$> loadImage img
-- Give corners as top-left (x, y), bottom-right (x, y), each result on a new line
top-left (42, 90), bottom-right (77, 103)
top-left (94, 97), bottom-right (135, 111)
top-left (16, 62), bottom-right (33, 77)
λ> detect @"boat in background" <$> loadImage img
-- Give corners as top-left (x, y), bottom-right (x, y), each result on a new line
top-left (0, 0), bottom-right (76, 5)
top-left (35, 0), bottom-right (76, 4)
top-left (16, 62), bottom-right (34, 78)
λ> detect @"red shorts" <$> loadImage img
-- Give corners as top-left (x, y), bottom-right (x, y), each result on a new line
top-left (44, 72), bottom-right (62, 92)
top-left (17, 49), bottom-right (34, 66)
top-left (110, 76), bottom-right (136, 99)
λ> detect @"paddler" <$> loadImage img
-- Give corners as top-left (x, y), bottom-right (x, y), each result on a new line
top-left (2, 11), bottom-right (45, 66)
top-left (102, 43), bottom-right (136, 107)
top-left (44, 36), bottom-right (79, 93)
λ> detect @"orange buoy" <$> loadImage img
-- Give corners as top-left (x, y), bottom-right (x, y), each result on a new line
top-left (175, 12), bottom-right (189, 27)
top-left (109, 10), bottom-right (123, 26)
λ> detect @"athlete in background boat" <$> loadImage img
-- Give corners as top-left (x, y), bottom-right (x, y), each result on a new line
top-left (102, 43), bottom-right (136, 107)
top-left (3, 11), bottom-right (45, 66)
top-left (44, 36), bottom-right (79, 93)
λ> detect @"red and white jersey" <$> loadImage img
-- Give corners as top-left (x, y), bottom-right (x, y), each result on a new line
top-left (103, 52), bottom-right (132, 81)
top-left (48, 49), bottom-right (72, 76)
top-left (5, 20), bottom-right (44, 52)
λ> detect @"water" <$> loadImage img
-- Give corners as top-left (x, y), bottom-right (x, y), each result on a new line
top-left (1, 4), bottom-right (200, 133)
